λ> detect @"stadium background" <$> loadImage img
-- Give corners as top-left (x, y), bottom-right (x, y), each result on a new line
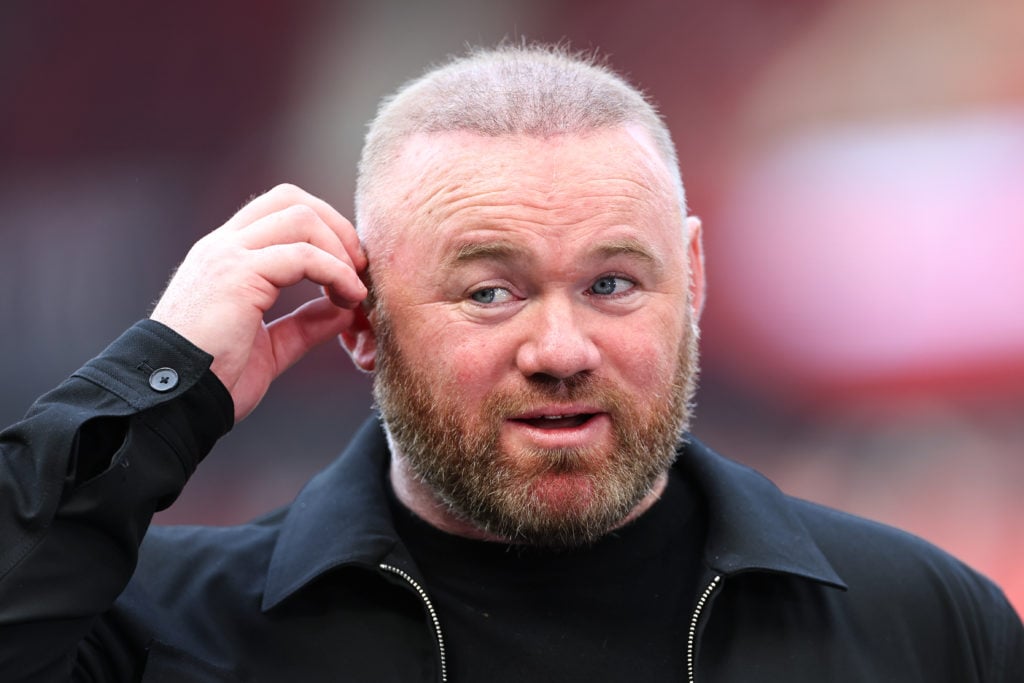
top-left (2, 0), bottom-right (1021, 611)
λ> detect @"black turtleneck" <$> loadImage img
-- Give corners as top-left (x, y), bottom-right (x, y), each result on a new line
top-left (389, 467), bottom-right (707, 682)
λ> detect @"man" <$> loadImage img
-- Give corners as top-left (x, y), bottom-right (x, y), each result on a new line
top-left (0, 44), bottom-right (1020, 682)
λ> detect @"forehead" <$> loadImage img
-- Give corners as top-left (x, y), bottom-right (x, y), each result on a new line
top-left (374, 126), bottom-right (683, 274)
top-left (389, 126), bottom-right (677, 213)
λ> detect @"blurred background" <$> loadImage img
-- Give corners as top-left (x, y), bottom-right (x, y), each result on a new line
top-left (2, 0), bottom-right (1021, 611)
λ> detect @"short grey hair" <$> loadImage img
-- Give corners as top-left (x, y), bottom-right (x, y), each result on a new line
top-left (355, 43), bottom-right (685, 257)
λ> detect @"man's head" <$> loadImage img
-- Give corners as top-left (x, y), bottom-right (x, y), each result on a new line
top-left (355, 43), bottom-right (687, 260)
top-left (342, 44), bottom-right (705, 547)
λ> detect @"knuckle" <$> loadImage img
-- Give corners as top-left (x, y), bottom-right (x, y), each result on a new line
top-left (289, 241), bottom-right (330, 267)
top-left (283, 203), bottom-right (320, 225)
top-left (271, 182), bottom-right (303, 198)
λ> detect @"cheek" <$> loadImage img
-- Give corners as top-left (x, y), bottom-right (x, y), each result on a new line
top-left (413, 328), bottom-right (515, 400)
top-left (601, 317), bottom-right (687, 387)
top-left (449, 335), bottom-right (513, 392)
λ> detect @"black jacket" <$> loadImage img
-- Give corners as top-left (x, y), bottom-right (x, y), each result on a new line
top-left (1, 321), bottom-right (1021, 682)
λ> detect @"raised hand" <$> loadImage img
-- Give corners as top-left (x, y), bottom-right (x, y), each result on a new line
top-left (150, 184), bottom-right (368, 421)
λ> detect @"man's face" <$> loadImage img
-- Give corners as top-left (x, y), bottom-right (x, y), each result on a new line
top-left (367, 126), bottom-right (704, 547)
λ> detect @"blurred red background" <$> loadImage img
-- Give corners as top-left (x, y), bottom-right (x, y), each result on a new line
top-left (2, 0), bottom-right (1021, 611)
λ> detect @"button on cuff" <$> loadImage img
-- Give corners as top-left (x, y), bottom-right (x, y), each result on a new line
top-left (149, 367), bottom-right (180, 392)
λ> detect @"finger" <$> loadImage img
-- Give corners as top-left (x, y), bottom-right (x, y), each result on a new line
top-left (251, 243), bottom-right (368, 308)
top-left (237, 204), bottom-right (356, 270)
top-left (266, 296), bottom-right (358, 375)
top-left (229, 184), bottom-right (332, 231)
top-left (228, 184), bottom-right (366, 270)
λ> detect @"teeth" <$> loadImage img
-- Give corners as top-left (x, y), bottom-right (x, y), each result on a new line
top-left (543, 415), bottom-right (568, 419)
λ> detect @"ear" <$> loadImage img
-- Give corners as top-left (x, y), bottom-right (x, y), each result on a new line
top-left (685, 216), bottom-right (706, 319)
top-left (339, 302), bottom-right (378, 372)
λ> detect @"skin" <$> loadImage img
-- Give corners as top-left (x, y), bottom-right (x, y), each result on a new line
top-left (150, 126), bottom-right (704, 543)
top-left (151, 184), bottom-right (368, 422)
top-left (347, 126), bottom-right (705, 540)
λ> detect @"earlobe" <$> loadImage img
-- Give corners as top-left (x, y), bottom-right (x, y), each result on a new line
top-left (685, 216), bottom-right (707, 318)
top-left (340, 303), bottom-right (378, 372)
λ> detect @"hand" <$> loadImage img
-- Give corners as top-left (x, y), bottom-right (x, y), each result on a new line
top-left (150, 184), bottom-right (368, 421)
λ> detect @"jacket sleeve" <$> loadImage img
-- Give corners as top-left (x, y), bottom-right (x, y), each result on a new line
top-left (0, 320), bottom-right (233, 682)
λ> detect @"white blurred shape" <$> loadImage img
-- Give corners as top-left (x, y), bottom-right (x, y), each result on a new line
top-left (714, 110), bottom-right (1024, 390)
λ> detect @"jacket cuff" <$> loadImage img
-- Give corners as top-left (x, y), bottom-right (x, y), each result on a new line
top-left (73, 319), bottom-right (231, 419)
top-left (50, 319), bottom-right (234, 479)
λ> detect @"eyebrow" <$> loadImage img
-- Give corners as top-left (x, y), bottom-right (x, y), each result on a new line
top-left (589, 237), bottom-right (661, 268)
top-left (452, 239), bottom-right (528, 264)
top-left (442, 235), bottom-right (663, 270)
top-left (443, 240), bottom-right (531, 269)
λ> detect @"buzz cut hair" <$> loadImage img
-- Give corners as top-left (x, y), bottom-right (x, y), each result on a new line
top-left (354, 42), bottom-right (686, 257)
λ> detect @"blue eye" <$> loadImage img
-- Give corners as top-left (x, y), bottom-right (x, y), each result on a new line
top-left (590, 276), bottom-right (634, 296)
top-left (470, 287), bottom-right (513, 304)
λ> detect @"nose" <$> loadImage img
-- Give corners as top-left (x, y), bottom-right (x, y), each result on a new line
top-left (515, 297), bottom-right (601, 380)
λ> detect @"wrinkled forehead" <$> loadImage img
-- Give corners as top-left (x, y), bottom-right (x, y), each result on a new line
top-left (383, 126), bottom-right (681, 227)
top-left (359, 127), bottom-right (688, 301)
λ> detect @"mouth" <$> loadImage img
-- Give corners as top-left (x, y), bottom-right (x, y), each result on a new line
top-left (503, 407), bottom-right (612, 452)
top-left (509, 411), bottom-right (600, 430)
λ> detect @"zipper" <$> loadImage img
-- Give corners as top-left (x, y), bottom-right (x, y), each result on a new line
top-left (379, 563), bottom-right (449, 682)
top-left (687, 574), bottom-right (722, 683)
top-left (379, 559), bottom-right (717, 683)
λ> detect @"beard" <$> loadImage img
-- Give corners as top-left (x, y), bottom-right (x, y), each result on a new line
top-left (372, 308), bottom-right (700, 548)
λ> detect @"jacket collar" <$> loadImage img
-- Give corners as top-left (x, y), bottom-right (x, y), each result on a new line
top-left (263, 418), bottom-right (845, 610)
top-left (262, 417), bottom-right (402, 611)
top-left (678, 436), bottom-right (846, 589)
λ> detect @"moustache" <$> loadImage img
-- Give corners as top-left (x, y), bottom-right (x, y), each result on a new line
top-left (480, 373), bottom-right (628, 422)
